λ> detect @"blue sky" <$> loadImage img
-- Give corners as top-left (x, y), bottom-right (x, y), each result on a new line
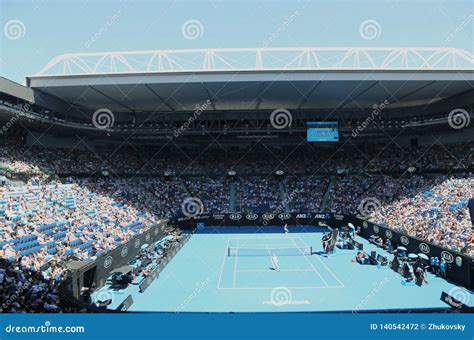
top-left (0, 0), bottom-right (473, 84)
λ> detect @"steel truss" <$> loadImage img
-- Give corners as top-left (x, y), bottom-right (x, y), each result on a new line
top-left (36, 47), bottom-right (474, 76)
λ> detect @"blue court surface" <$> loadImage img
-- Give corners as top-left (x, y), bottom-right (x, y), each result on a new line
top-left (97, 227), bottom-right (473, 312)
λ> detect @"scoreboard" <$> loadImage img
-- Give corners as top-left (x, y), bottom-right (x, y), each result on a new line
top-left (307, 122), bottom-right (339, 142)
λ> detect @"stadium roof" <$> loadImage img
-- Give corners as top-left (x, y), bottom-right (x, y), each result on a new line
top-left (26, 47), bottom-right (474, 114)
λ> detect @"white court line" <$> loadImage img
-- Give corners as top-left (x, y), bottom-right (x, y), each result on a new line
top-left (217, 285), bottom-right (344, 290)
top-left (290, 237), bottom-right (329, 287)
top-left (298, 237), bottom-right (345, 287)
top-left (236, 269), bottom-right (315, 272)
top-left (217, 238), bottom-right (230, 289)
top-left (313, 256), bottom-right (345, 287)
top-left (228, 237), bottom-right (300, 240)
top-left (230, 245), bottom-right (306, 249)
top-left (232, 238), bottom-right (239, 288)
top-left (230, 244), bottom-right (298, 248)
top-left (266, 245), bottom-right (276, 271)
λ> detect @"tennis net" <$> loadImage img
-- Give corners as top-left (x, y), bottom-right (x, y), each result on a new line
top-left (227, 246), bottom-right (312, 256)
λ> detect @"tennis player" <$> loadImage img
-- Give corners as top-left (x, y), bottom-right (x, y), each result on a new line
top-left (271, 254), bottom-right (280, 271)
top-left (283, 224), bottom-right (289, 234)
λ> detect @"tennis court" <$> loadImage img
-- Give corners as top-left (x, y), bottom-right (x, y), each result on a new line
top-left (96, 226), bottom-right (473, 312)
top-left (219, 236), bottom-right (344, 289)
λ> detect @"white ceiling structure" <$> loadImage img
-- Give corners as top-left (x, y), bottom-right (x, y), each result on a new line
top-left (26, 47), bottom-right (474, 114)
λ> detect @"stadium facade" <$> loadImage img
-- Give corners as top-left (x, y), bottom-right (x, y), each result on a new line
top-left (0, 47), bottom-right (473, 149)
top-left (0, 47), bottom-right (473, 313)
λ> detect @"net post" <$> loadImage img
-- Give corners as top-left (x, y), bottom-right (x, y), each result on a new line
top-left (227, 247), bottom-right (230, 256)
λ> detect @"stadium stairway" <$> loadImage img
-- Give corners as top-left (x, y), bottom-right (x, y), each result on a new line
top-left (279, 182), bottom-right (290, 212)
top-left (181, 180), bottom-right (192, 197)
top-left (353, 175), bottom-right (383, 203)
top-left (229, 182), bottom-right (237, 213)
top-left (319, 176), bottom-right (334, 212)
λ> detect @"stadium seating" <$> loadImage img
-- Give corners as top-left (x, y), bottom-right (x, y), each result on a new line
top-left (0, 142), bottom-right (472, 314)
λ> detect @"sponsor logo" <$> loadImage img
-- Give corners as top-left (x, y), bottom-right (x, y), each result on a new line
top-left (120, 246), bottom-right (128, 258)
top-left (213, 214), bottom-right (225, 219)
top-left (278, 213), bottom-right (291, 220)
top-left (419, 243), bottom-right (430, 254)
top-left (246, 213), bottom-right (258, 220)
top-left (385, 230), bottom-right (392, 239)
top-left (315, 213), bottom-right (327, 219)
top-left (443, 295), bottom-right (464, 309)
top-left (441, 251), bottom-right (454, 263)
top-left (229, 213), bottom-right (242, 220)
top-left (262, 213), bottom-right (275, 220)
top-left (296, 213), bottom-right (309, 219)
top-left (145, 233), bottom-right (151, 242)
top-left (373, 225), bottom-right (379, 233)
top-left (362, 221), bottom-right (368, 228)
top-left (333, 214), bottom-right (344, 220)
top-left (134, 239), bottom-right (141, 248)
top-left (400, 236), bottom-right (409, 245)
top-left (455, 256), bottom-right (463, 267)
top-left (104, 256), bottom-right (113, 269)
top-left (154, 228), bottom-right (159, 235)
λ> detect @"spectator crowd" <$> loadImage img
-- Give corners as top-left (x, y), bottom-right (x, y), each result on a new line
top-left (0, 142), bottom-right (471, 178)
top-left (0, 141), bottom-right (472, 312)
